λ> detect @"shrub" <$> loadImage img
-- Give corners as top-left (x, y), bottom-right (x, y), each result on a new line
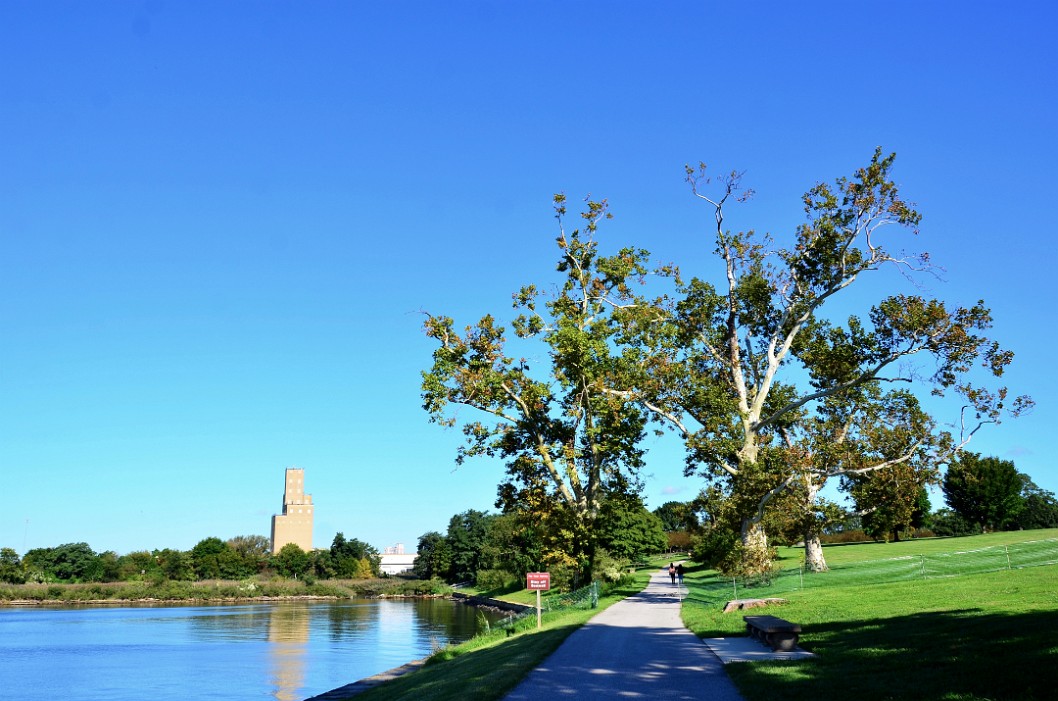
top-left (590, 549), bottom-right (625, 584)
top-left (474, 569), bottom-right (519, 592)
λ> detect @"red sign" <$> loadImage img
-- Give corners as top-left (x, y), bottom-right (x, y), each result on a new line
top-left (527, 572), bottom-right (551, 591)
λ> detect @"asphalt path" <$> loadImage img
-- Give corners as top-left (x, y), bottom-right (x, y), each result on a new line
top-left (503, 567), bottom-right (745, 700)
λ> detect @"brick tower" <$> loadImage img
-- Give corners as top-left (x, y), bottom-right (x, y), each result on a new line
top-left (270, 467), bottom-right (314, 554)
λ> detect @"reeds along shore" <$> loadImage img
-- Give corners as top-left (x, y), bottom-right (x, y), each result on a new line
top-left (0, 577), bottom-right (452, 605)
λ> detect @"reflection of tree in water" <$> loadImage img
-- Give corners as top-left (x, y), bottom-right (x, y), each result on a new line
top-left (179, 599), bottom-right (502, 699)
top-left (268, 604), bottom-right (309, 701)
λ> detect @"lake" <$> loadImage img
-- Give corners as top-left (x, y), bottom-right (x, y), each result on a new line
top-left (0, 599), bottom-right (501, 700)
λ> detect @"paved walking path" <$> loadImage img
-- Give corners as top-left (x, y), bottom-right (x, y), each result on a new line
top-left (503, 567), bottom-right (745, 700)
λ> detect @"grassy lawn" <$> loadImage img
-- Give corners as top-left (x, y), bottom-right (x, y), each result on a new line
top-left (346, 563), bottom-right (659, 701)
top-left (682, 530), bottom-right (1058, 701)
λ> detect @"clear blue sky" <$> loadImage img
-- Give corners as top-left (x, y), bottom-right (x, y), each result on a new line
top-left (2, 2), bottom-right (1056, 556)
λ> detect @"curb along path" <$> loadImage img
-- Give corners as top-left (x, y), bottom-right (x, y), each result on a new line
top-left (503, 567), bottom-right (745, 700)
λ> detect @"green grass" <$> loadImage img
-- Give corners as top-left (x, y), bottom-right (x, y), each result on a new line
top-left (681, 530), bottom-right (1058, 701)
top-left (347, 566), bottom-right (656, 701)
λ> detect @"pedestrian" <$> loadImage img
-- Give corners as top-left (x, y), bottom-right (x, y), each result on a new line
top-left (676, 563), bottom-right (685, 587)
top-left (668, 562), bottom-right (676, 585)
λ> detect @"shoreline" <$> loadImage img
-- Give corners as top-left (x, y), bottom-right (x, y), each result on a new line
top-left (303, 596), bottom-right (533, 700)
top-left (0, 592), bottom-right (529, 609)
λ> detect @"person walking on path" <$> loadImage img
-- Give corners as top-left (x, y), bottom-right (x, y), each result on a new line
top-left (503, 566), bottom-right (745, 701)
top-left (676, 562), bottom-right (685, 587)
top-left (668, 562), bottom-right (677, 585)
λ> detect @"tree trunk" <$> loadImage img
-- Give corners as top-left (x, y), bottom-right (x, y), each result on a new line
top-left (802, 478), bottom-right (828, 572)
top-left (803, 531), bottom-right (828, 572)
top-left (739, 520), bottom-right (772, 577)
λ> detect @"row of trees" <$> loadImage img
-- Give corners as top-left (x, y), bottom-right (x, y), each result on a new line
top-left (413, 500), bottom-right (667, 590)
top-left (421, 150), bottom-right (1033, 578)
top-left (654, 451), bottom-right (1057, 563)
top-left (0, 533), bottom-right (381, 585)
top-left (938, 453), bottom-right (1058, 534)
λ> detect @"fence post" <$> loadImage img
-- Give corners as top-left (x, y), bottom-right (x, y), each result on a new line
top-left (921, 555), bottom-right (927, 580)
top-left (799, 565), bottom-right (804, 590)
top-left (1005, 545), bottom-right (1012, 570)
top-left (733, 577), bottom-right (737, 600)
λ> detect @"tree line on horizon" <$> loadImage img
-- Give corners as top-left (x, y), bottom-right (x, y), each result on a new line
top-left (411, 496), bottom-right (668, 591)
top-left (406, 452), bottom-right (1058, 593)
top-left (0, 532), bottom-right (380, 586)
top-left (420, 149), bottom-right (1036, 582)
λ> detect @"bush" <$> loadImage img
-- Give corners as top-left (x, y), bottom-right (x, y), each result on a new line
top-left (691, 530), bottom-right (739, 570)
top-left (474, 569), bottom-right (519, 592)
top-left (820, 529), bottom-right (871, 544)
top-left (930, 509), bottom-right (982, 537)
top-left (590, 549), bottom-right (625, 584)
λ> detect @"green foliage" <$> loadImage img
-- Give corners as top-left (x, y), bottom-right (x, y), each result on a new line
top-left (622, 151), bottom-right (1030, 577)
top-left (943, 453), bottom-right (1024, 531)
top-left (652, 501), bottom-right (701, 532)
top-left (1014, 476), bottom-right (1058, 530)
top-left (153, 548), bottom-right (194, 581)
top-left (22, 542), bottom-right (104, 583)
top-left (226, 535), bottom-right (270, 576)
top-left (413, 530), bottom-right (452, 580)
top-left (926, 508), bottom-right (981, 537)
top-left (473, 568), bottom-right (519, 592)
top-left (446, 510), bottom-right (496, 584)
top-left (189, 537), bottom-right (242, 579)
top-left (421, 196), bottom-right (654, 571)
top-left (588, 548), bottom-right (625, 583)
top-left (272, 543), bottom-right (310, 577)
top-left (1019, 492), bottom-right (1058, 529)
top-left (691, 529), bottom-right (740, 571)
top-left (0, 548), bottom-right (25, 584)
top-left (595, 493), bottom-right (667, 562)
top-left (330, 532), bottom-right (381, 578)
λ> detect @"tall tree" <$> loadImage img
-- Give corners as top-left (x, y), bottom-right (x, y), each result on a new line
top-left (330, 533), bottom-right (380, 578)
top-left (624, 150), bottom-right (1030, 574)
top-left (1014, 476), bottom-right (1058, 530)
top-left (412, 531), bottom-right (452, 580)
top-left (422, 196), bottom-right (651, 574)
top-left (0, 548), bottom-right (25, 584)
top-left (596, 493), bottom-right (667, 562)
top-left (652, 501), bottom-right (701, 533)
top-left (22, 542), bottom-right (104, 583)
top-left (189, 537), bottom-right (240, 580)
top-left (273, 543), bottom-right (310, 578)
top-left (943, 453), bottom-right (1024, 531)
top-left (445, 510), bottom-right (496, 584)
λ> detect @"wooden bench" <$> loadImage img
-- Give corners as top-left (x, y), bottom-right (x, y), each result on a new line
top-left (743, 614), bottom-right (802, 652)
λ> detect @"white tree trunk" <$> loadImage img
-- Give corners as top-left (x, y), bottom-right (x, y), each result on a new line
top-left (739, 519), bottom-right (772, 577)
top-left (803, 532), bottom-right (828, 572)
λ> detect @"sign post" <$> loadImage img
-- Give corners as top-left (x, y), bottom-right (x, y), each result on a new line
top-left (526, 572), bottom-right (551, 629)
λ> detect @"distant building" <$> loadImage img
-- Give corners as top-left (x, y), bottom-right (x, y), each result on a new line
top-left (271, 467), bottom-right (314, 554)
top-left (379, 543), bottom-right (417, 575)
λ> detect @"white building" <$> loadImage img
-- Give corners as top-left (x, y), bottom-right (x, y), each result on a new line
top-left (379, 543), bottom-right (417, 575)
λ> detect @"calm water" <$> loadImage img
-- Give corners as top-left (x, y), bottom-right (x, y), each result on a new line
top-left (0, 599), bottom-right (499, 701)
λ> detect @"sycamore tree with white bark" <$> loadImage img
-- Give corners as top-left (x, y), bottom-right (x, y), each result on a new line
top-left (620, 149), bottom-right (1031, 574)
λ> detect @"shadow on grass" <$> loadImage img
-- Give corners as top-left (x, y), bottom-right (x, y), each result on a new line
top-left (727, 608), bottom-right (1058, 701)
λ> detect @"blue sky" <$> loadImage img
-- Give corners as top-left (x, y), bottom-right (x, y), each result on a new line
top-left (2, 2), bottom-right (1056, 556)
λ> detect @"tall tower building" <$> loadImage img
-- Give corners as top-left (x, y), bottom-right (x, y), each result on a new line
top-left (271, 467), bottom-right (314, 554)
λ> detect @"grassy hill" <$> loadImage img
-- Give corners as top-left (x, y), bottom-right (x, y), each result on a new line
top-left (681, 529), bottom-right (1058, 701)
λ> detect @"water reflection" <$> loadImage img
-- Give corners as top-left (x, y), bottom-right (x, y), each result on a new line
top-left (0, 599), bottom-right (501, 701)
top-left (268, 605), bottom-right (309, 701)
